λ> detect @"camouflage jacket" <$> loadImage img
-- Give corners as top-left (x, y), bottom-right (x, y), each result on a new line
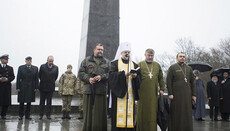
top-left (76, 77), bottom-right (83, 94)
top-left (58, 71), bottom-right (77, 95)
top-left (78, 55), bottom-right (110, 95)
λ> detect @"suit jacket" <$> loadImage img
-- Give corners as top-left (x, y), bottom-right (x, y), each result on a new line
top-left (39, 62), bottom-right (58, 92)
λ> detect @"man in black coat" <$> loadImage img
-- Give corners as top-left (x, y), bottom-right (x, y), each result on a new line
top-left (16, 56), bottom-right (39, 120)
top-left (207, 73), bottom-right (223, 121)
top-left (220, 71), bottom-right (230, 122)
top-left (39, 56), bottom-right (58, 120)
top-left (0, 54), bottom-right (15, 119)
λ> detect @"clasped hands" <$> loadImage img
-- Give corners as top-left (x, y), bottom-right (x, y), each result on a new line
top-left (0, 77), bottom-right (8, 82)
top-left (125, 72), bottom-right (137, 78)
top-left (89, 75), bottom-right (102, 84)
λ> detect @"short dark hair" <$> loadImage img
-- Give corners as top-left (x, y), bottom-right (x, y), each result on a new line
top-left (94, 43), bottom-right (103, 49)
top-left (176, 52), bottom-right (185, 58)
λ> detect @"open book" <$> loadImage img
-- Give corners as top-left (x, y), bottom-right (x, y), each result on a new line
top-left (130, 67), bottom-right (140, 74)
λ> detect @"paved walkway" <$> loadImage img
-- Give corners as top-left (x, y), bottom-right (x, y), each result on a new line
top-left (0, 114), bottom-right (230, 131)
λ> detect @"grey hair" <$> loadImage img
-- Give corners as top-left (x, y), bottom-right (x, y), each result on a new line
top-left (145, 48), bottom-right (155, 55)
top-left (193, 70), bottom-right (200, 75)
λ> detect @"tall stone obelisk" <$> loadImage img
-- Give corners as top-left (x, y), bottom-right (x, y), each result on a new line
top-left (78, 0), bottom-right (119, 66)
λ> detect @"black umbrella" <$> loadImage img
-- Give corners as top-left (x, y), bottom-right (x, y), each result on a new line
top-left (213, 68), bottom-right (230, 78)
top-left (188, 61), bottom-right (212, 72)
top-left (157, 95), bottom-right (169, 131)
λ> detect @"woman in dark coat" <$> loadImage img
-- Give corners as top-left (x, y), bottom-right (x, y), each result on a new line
top-left (207, 73), bottom-right (223, 121)
top-left (193, 70), bottom-right (206, 121)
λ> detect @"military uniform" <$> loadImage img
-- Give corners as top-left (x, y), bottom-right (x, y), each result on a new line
top-left (0, 54), bottom-right (15, 119)
top-left (58, 67), bottom-right (77, 119)
top-left (78, 55), bottom-right (110, 131)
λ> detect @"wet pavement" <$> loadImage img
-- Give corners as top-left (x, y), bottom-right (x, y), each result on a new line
top-left (0, 114), bottom-right (230, 131)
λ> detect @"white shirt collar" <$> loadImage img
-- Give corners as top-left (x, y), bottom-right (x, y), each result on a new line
top-left (1, 63), bottom-right (6, 68)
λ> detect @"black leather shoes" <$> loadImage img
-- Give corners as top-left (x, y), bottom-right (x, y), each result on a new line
top-left (226, 119), bottom-right (230, 122)
top-left (47, 116), bottom-right (51, 120)
top-left (39, 116), bottom-right (43, 120)
top-left (19, 117), bottom-right (23, 120)
top-left (214, 118), bottom-right (219, 121)
top-left (25, 117), bottom-right (32, 120)
top-left (1, 116), bottom-right (6, 120)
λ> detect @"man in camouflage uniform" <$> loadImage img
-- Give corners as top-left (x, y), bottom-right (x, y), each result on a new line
top-left (58, 64), bottom-right (77, 119)
top-left (78, 43), bottom-right (110, 131)
top-left (76, 77), bottom-right (83, 119)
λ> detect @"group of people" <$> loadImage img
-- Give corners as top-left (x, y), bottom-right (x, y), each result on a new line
top-left (78, 43), bottom-right (196, 131)
top-left (1, 42), bottom-right (229, 131)
top-left (194, 70), bottom-right (230, 122)
top-left (0, 54), bottom-right (83, 120)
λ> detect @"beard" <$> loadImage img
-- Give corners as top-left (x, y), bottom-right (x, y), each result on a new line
top-left (95, 53), bottom-right (103, 58)
top-left (146, 59), bottom-right (153, 63)
top-left (212, 78), bottom-right (218, 83)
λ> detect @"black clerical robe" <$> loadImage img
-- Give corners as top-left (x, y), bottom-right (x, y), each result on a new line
top-left (109, 58), bottom-right (141, 131)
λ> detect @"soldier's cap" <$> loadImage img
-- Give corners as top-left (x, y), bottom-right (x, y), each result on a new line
top-left (67, 64), bottom-right (72, 69)
top-left (0, 54), bottom-right (9, 60)
top-left (25, 56), bottom-right (32, 60)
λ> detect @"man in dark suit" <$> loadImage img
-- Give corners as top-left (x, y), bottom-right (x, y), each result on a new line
top-left (39, 56), bottom-right (58, 120)
top-left (16, 56), bottom-right (39, 120)
top-left (0, 54), bottom-right (15, 119)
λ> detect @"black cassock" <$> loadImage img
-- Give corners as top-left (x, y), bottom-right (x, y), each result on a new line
top-left (220, 78), bottom-right (230, 113)
top-left (0, 64), bottom-right (15, 106)
top-left (109, 59), bottom-right (141, 131)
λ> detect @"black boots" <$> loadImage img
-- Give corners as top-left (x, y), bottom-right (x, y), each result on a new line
top-left (78, 111), bottom-right (83, 119)
top-left (62, 111), bottom-right (71, 119)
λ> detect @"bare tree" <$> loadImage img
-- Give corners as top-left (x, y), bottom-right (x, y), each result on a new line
top-left (174, 37), bottom-right (205, 63)
top-left (220, 38), bottom-right (230, 57)
top-left (155, 52), bottom-right (176, 75)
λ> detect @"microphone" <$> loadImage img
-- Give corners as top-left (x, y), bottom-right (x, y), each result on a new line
top-left (125, 54), bottom-right (129, 58)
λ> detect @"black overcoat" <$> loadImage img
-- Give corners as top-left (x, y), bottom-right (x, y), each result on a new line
top-left (220, 78), bottom-right (230, 113)
top-left (207, 81), bottom-right (223, 107)
top-left (0, 64), bottom-right (15, 106)
top-left (16, 65), bottom-right (39, 102)
top-left (39, 63), bottom-right (58, 92)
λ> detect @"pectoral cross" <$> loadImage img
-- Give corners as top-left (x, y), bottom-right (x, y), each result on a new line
top-left (148, 72), bottom-right (153, 79)
top-left (184, 78), bottom-right (187, 83)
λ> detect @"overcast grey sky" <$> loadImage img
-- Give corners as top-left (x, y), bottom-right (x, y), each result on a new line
top-left (1, 0), bottom-right (230, 78)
